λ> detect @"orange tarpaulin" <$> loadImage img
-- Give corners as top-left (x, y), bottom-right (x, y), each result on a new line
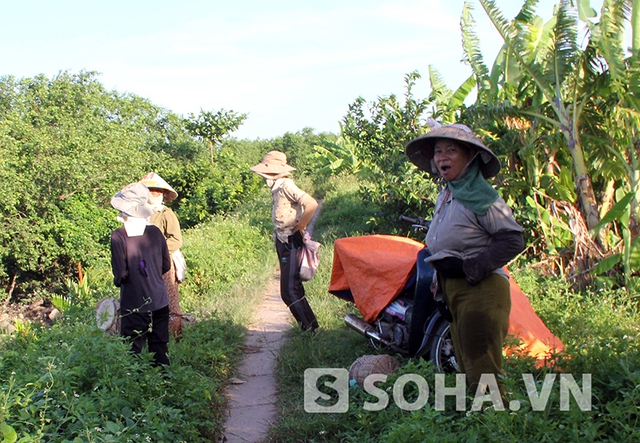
top-left (329, 235), bottom-right (424, 323)
top-left (506, 273), bottom-right (565, 362)
top-left (329, 235), bottom-right (564, 363)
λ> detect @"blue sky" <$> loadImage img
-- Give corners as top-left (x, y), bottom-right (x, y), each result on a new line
top-left (2, 0), bottom-right (606, 140)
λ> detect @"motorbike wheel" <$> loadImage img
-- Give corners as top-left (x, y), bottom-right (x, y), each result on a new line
top-left (427, 319), bottom-right (458, 373)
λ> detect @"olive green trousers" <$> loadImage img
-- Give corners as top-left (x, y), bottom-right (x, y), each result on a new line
top-left (441, 273), bottom-right (511, 393)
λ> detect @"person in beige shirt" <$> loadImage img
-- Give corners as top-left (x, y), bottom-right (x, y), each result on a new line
top-left (251, 151), bottom-right (319, 332)
top-left (139, 172), bottom-right (185, 337)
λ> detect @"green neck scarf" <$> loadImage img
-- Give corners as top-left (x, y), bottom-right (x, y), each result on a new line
top-left (447, 158), bottom-right (499, 216)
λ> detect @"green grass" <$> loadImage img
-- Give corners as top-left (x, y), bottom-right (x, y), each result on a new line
top-left (179, 212), bottom-right (277, 325)
top-left (2, 173), bottom-right (640, 442)
top-left (266, 176), bottom-right (640, 443)
top-left (0, 208), bottom-right (276, 443)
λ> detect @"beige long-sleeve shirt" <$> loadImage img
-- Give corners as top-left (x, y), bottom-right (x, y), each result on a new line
top-left (270, 178), bottom-right (317, 243)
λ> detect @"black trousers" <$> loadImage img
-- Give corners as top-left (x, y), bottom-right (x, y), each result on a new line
top-left (120, 305), bottom-right (170, 366)
top-left (275, 237), bottom-right (319, 331)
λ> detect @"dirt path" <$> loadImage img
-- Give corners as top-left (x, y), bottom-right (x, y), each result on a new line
top-left (219, 272), bottom-right (291, 443)
top-left (220, 201), bottom-right (322, 442)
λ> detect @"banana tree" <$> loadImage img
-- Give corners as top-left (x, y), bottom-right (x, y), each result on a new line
top-left (427, 66), bottom-right (477, 125)
top-left (474, 0), bottom-right (640, 286)
top-left (459, 1), bottom-right (564, 193)
top-left (479, 0), bottom-right (602, 232)
top-left (590, 0), bottom-right (640, 286)
top-left (455, 1), bottom-right (579, 262)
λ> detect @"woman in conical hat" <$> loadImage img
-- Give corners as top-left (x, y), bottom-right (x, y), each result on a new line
top-left (140, 172), bottom-right (178, 201)
top-left (109, 182), bottom-right (172, 366)
top-left (140, 172), bottom-right (184, 337)
top-left (406, 123), bottom-right (525, 401)
top-left (250, 151), bottom-right (319, 332)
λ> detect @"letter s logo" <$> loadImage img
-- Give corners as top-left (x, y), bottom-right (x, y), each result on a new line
top-left (304, 368), bottom-right (349, 413)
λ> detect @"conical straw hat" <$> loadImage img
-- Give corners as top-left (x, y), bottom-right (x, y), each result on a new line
top-left (405, 124), bottom-right (500, 178)
top-left (139, 172), bottom-right (178, 201)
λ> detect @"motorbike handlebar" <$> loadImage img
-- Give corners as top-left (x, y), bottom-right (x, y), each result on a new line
top-left (399, 215), bottom-right (430, 230)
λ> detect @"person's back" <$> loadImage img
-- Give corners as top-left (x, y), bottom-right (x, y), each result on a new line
top-left (111, 223), bottom-right (170, 312)
top-left (109, 182), bottom-right (172, 366)
top-left (139, 171), bottom-right (185, 337)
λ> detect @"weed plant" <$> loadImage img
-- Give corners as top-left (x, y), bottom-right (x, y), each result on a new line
top-left (3, 167), bottom-right (639, 442)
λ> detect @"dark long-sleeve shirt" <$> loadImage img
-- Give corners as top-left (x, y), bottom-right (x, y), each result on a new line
top-left (110, 224), bottom-right (171, 313)
top-left (425, 188), bottom-right (524, 281)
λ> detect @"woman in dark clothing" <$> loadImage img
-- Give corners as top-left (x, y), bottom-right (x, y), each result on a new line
top-left (110, 182), bottom-right (172, 366)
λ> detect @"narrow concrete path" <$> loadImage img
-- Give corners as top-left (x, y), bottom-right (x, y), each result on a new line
top-left (220, 201), bottom-right (321, 442)
top-left (220, 272), bottom-right (291, 443)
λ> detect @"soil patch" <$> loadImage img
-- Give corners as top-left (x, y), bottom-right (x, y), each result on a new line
top-left (0, 299), bottom-right (61, 333)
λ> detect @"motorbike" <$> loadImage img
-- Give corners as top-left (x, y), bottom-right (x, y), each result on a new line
top-left (329, 216), bottom-right (458, 372)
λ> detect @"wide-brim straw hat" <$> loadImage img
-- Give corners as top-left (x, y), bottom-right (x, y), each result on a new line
top-left (139, 172), bottom-right (178, 201)
top-left (111, 182), bottom-right (155, 218)
top-left (250, 150), bottom-right (296, 178)
top-left (405, 123), bottom-right (501, 178)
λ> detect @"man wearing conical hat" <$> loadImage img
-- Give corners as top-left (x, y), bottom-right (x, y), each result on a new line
top-left (251, 151), bottom-right (319, 332)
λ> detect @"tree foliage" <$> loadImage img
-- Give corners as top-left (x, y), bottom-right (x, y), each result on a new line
top-left (471, 0), bottom-right (640, 287)
top-left (325, 0), bottom-right (640, 290)
top-left (336, 72), bottom-right (441, 228)
top-left (183, 109), bottom-right (248, 164)
top-left (3, 0), bottom-right (639, 298)
top-left (0, 71), bottom-right (262, 297)
top-left (0, 72), bottom-right (169, 291)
